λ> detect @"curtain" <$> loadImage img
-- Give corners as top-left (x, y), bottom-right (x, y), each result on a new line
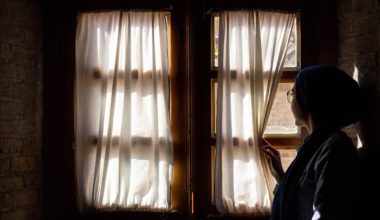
top-left (216, 11), bottom-right (295, 214)
top-left (75, 11), bottom-right (172, 211)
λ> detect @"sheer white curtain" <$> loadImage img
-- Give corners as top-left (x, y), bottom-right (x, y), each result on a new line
top-left (216, 11), bottom-right (295, 214)
top-left (75, 11), bottom-right (172, 211)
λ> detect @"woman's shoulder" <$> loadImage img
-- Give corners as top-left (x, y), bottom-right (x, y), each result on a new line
top-left (312, 130), bottom-right (358, 174)
top-left (318, 130), bottom-right (357, 160)
top-left (324, 130), bottom-right (356, 150)
top-left (324, 130), bottom-right (354, 148)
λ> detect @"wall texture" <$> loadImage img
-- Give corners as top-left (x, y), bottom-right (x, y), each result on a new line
top-left (337, 0), bottom-right (380, 218)
top-left (0, 0), bottom-right (43, 219)
top-left (337, 0), bottom-right (380, 146)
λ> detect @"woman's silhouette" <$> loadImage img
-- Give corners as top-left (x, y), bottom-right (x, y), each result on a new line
top-left (263, 65), bottom-right (362, 220)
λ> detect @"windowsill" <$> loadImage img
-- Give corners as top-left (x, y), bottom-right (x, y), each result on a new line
top-left (206, 213), bottom-right (270, 220)
top-left (80, 211), bottom-right (270, 220)
top-left (79, 209), bottom-right (186, 220)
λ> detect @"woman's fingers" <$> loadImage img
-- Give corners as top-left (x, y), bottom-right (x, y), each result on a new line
top-left (263, 152), bottom-right (272, 162)
top-left (263, 146), bottom-right (279, 159)
top-left (262, 148), bottom-right (273, 161)
top-left (264, 150), bottom-right (276, 160)
top-left (263, 145), bottom-right (280, 157)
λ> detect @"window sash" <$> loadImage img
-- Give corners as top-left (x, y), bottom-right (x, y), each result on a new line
top-left (75, 11), bottom-right (173, 211)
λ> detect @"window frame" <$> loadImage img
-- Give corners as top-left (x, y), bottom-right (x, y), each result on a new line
top-left (207, 10), bottom-right (303, 215)
top-left (70, 1), bottom-right (190, 218)
top-left (43, 0), bottom-right (338, 219)
top-left (75, 11), bottom-right (178, 212)
top-left (189, 1), bottom-right (305, 217)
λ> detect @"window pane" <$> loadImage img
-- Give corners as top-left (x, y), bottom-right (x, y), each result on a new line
top-left (264, 83), bottom-right (298, 135)
top-left (212, 16), bottom-right (219, 68)
top-left (213, 81), bottom-right (298, 136)
top-left (211, 145), bottom-right (216, 203)
top-left (210, 146), bottom-right (296, 202)
top-left (75, 11), bottom-right (172, 210)
top-left (283, 18), bottom-right (298, 68)
top-left (211, 79), bottom-right (218, 136)
top-left (212, 15), bottom-right (300, 69)
top-left (278, 148), bottom-right (297, 171)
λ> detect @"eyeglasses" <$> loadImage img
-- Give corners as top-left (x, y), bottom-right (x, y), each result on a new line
top-left (286, 90), bottom-right (294, 103)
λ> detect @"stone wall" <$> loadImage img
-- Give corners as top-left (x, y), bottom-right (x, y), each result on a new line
top-left (0, 0), bottom-right (43, 219)
top-left (337, 1), bottom-right (380, 218)
top-left (337, 0), bottom-right (380, 147)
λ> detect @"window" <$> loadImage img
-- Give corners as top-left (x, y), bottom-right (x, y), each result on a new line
top-left (43, 0), bottom-right (337, 219)
top-left (210, 12), bottom-right (301, 169)
top-left (74, 8), bottom-right (301, 216)
top-left (209, 11), bottom-right (302, 214)
top-left (75, 11), bottom-right (174, 211)
top-left (211, 13), bottom-right (301, 137)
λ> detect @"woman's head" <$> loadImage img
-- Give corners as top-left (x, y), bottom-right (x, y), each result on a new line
top-left (293, 65), bottom-right (362, 130)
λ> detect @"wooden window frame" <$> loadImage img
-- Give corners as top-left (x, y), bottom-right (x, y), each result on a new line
top-left (189, 0), bottom-right (339, 218)
top-left (78, 7), bottom-right (189, 217)
top-left (207, 9), bottom-right (303, 218)
top-left (43, 1), bottom-right (190, 219)
top-left (43, 0), bottom-right (336, 219)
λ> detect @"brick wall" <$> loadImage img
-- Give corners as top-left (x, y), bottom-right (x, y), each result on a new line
top-left (337, 0), bottom-right (380, 147)
top-left (0, 0), bottom-right (43, 219)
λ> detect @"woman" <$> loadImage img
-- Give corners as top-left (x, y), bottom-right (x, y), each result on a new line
top-left (263, 65), bottom-right (361, 220)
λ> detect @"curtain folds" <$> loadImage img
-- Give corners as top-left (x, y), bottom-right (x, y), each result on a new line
top-left (216, 10), bottom-right (295, 214)
top-left (75, 11), bottom-right (172, 211)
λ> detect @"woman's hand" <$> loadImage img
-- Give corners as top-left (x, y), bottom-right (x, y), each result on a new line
top-left (262, 145), bottom-right (285, 183)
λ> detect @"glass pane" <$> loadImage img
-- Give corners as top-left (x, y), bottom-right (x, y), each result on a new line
top-left (278, 149), bottom-right (297, 171)
top-left (211, 79), bottom-right (218, 136)
top-left (212, 15), bottom-right (299, 69)
top-left (213, 81), bottom-right (298, 136)
top-left (265, 83), bottom-right (298, 135)
top-left (283, 18), bottom-right (298, 68)
top-left (212, 16), bottom-right (219, 68)
top-left (211, 145), bottom-right (216, 203)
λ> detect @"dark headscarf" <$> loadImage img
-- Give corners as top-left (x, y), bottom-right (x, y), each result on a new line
top-left (295, 65), bottom-right (362, 129)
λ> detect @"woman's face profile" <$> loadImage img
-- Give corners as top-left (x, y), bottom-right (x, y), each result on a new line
top-left (291, 85), bottom-right (308, 128)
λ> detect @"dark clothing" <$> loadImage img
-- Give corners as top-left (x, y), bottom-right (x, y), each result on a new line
top-left (270, 129), bottom-right (358, 220)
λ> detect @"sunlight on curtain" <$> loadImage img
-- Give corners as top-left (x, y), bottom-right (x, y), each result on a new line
top-left (75, 11), bottom-right (172, 211)
top-left (216, 11), bottom-right (295, 214)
